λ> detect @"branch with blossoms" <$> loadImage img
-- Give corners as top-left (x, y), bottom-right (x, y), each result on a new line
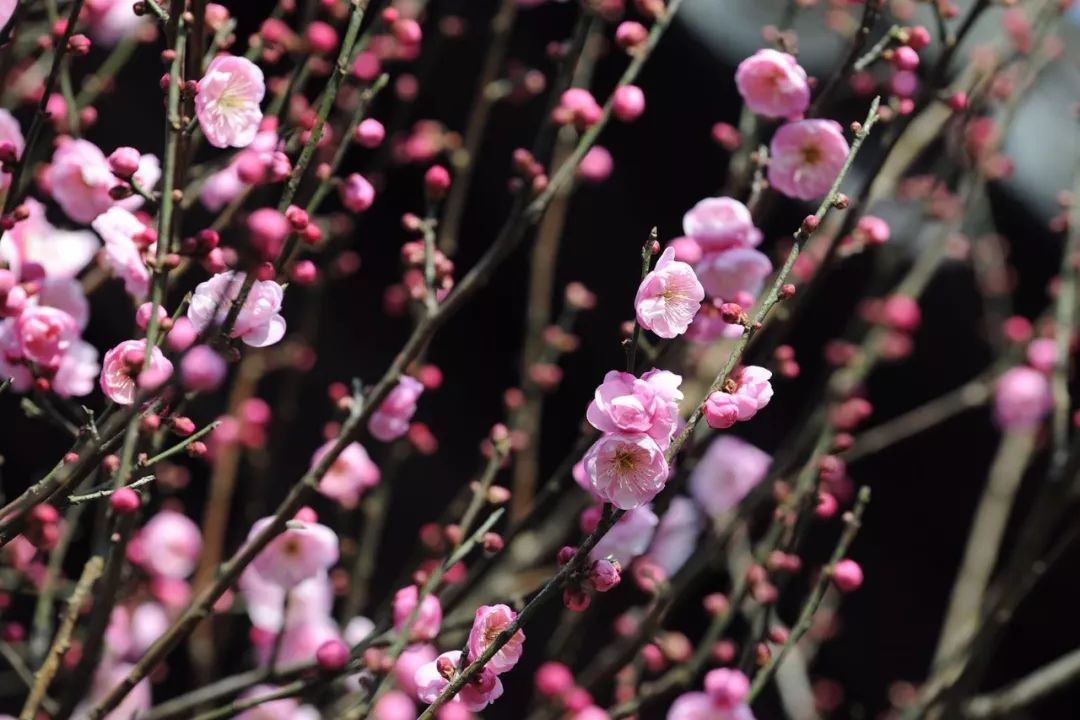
top-left (0, 0), bottom-right (1075, 719)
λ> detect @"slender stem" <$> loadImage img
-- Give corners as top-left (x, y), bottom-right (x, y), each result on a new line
top-left (20, 556), bottom-right (103, 720)
top-left (746, 487), bottom-right (871, 702)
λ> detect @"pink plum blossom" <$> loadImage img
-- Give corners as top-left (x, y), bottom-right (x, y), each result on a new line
top-left (735, 49), bottom-right (811, 119)
top-left (666, 692), bottom-right (755, 720)
top-left (415, 651), bottom-right (504, 712)
top-left (92, 207), bottom-right (152, 297)
top-left (688, 436), bottom-right (771, 520)
top-left (234, 685), bottom-right (303, 720)
top-left (694, 248), bottom-right (773, 302)
top-left (590, 504), bottom-right (658, 566)
top-left (583, 432), bottom-right (669, 510)
top-left (196, 55), bottom-right (266, 148)
top-left (394, 643), bottom-right (437, 697)
top-left (77, 662), bottom-right (152, 720)
top-left (85, 0), bottom-right (145, 45)
top-left (682, 197), bottom-right (761, 252)
top-left (768, 119), bottom-right (850, 201)
top-left (0, 199), bottom-right (98, 280)
top-left (0, 109), bottom-right (24, 190)
top-left (586, 369), bottom-right (682, 449)
top-left (45, 139), bottom-right (158, 223)
top-left (274, 618), bottom-right (342, 667)
top-left (393, 584), bottom-right (442, 642)
top-left (643, 496), bottom-right (702, 576)
top-left (52, 340), bottom-right (100, 398)
top-left (99, 339), bottom-right (173, 405)
top-left (635, 247), bottom-right (705, 339)
top-left (704, 366), bottom-right (774, 428)
top-left (467, 604), bottom-right (525, 674)
top-left (15, 306), bottom-right (78, 368)
top-left (369, 376), bottom-right (424, 442)
top-left (37, 278), bottom-right (90, 329)
top-left (187, 271), bottom-right (287, 347)
top-left (138, 510), bottom-right (202, 579)
top-left (994, 366), bottom-right (1052, 429)
top-left (248, 515), bottom-right (339, 589)
top-left (311, 440), bottom-right (381, 508)
top-left (373, 691), bottom-right (415, 720)
top-left (239, 568), bottom-right (332, 632)
top-left (1026, 337), bottom-right (1056, 373)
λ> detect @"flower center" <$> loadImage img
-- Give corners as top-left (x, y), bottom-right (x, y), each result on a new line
top-left (799, 144), bottom-right (822, 165)
top-left (612, 447), bottom-right (639, 473)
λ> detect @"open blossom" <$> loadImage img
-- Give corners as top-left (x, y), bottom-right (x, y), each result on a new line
top-left (590, 504), bottom-right (658, 567)
top-left (187, 271), bottom-right (287, 347)
top-left (92, 207), bottom-right (152, 297)
top-left (467, 604), bottom-right (525, 674)
top-left (415, 651), bottom-right (504, 712)
top-left (586, 369), bottom-right (682, 449)
top-left (635, 247), bottom-right (705, 339)
top-left (85, 0), bottom-right (145, 45)
top-left (704, 366), bottom-right (774, 428)
top-left (584, 432), bottom-right (669, 510)
top-left (994, 366), bottom-right (1052, 429)
top-left (643, 496), bottom-right (702, 577)
top-left (136, 510), bottom-right (202, 579)
top-left (689, 436), bottom-right (771, 520)
top-left (682, 197), bottom-right (760, 252)
top-left (0, 109), bottom-right (24, 190)
top-left (196, 55), bottom-right (266, 148)
top-left (668, 669), bottom-right (754, 720)
top-left (393, 585), bottom-right (442, 642)
top-left (768, 119), bottom-right (850, 201)
top-left (15, 306), bottom-right (78, 368)
top-left (311, 440), bottom-right (380, 508)
top-left (240, 569), bottom-right (332, 633)
top-left (248, 515), bottom-right (339, 589)
top-left (735, 48), bottom-right (811, 119)
top-left (52, 339), bottom-right (100, 397)
top-left (0, 199), bottom-right (99, 281)
top-left (45, 139), bottom-right (159, 223)
top-left (369, 376), bottom-right (424, 442)
top-left (694, 247), bottom-right (773, 302)
top-left (99, 339), bottom-right (173, 405)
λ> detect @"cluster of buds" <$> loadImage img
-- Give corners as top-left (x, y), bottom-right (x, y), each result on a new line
top-left (559, 546), bottom-right (623, 612)
top-left (511, 148), bottom-right (548, 196)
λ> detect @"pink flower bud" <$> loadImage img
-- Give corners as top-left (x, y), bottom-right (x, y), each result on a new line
top-left (166, 317), bottom-right (198, 352)
top-left (615, 21), bottom-right (648, 50)
top-left (705, 667), bottom-right (750, 709)
top-left (588, 558), bottom-right (621, 592)
top-left (316, 638), bottom-right (350, 671)
top-left (354, 118), bottom-right (385, 148)
top-left (892, 46), bottom-right (920, 71)
top-left (110, 487), bottom-right (141, 514)
top-left (247, 208), bottom-right (290, 261)
top-left (534, 661), bottom-right (574, 696)
top-left (612, 85), bottom-right (646, 122)
top-left (341, 173), bottom-right (375, 212)
top-left (306, 21), bottom-right (339, 54)
top-left (424, 165), bottom-right (451, 199)
top-left (831, 558), bottom-right (864, 592)
top-left (108, 147), bottom-right (142, 178)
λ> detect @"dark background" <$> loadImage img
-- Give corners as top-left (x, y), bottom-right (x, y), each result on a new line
top-left (2, 0), bottom-right (1079, 717)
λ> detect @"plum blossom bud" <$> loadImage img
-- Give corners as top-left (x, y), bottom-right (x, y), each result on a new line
top-left (110, 487), bottom-right (141, 514)
top-left (354, 118), bottom-right (385, 148)
top-left (615, 21), bottom-right (648, 50)
top-left (424, 165), bottom-right (451, 199)
top-left (67, 34), bottom-right (91, 55)
top-left (995, 366), bottom-right (1052, 428)
top-left (612, 85), bottom-right (646, 122)
top-left (705, 668), bottom-right (750, 709)
top-left (892, 46), bottom-right (920, 71)
top-left (108, 147), bottom-right (142, 178)
top-left (831, 558), bottom-right (864, 592)
top-left (562, 587), bottom-right (591, 612)
top-left (316, 638), bottom-right (349, 671)
top-left (341, 173), bottom-right (375, 212)
top-left (588, 558), bottom-right (621, 592)
top-left (306, 21), bottom-right (338, 54)
top-left (247, 208), bottom-right (290, 261)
